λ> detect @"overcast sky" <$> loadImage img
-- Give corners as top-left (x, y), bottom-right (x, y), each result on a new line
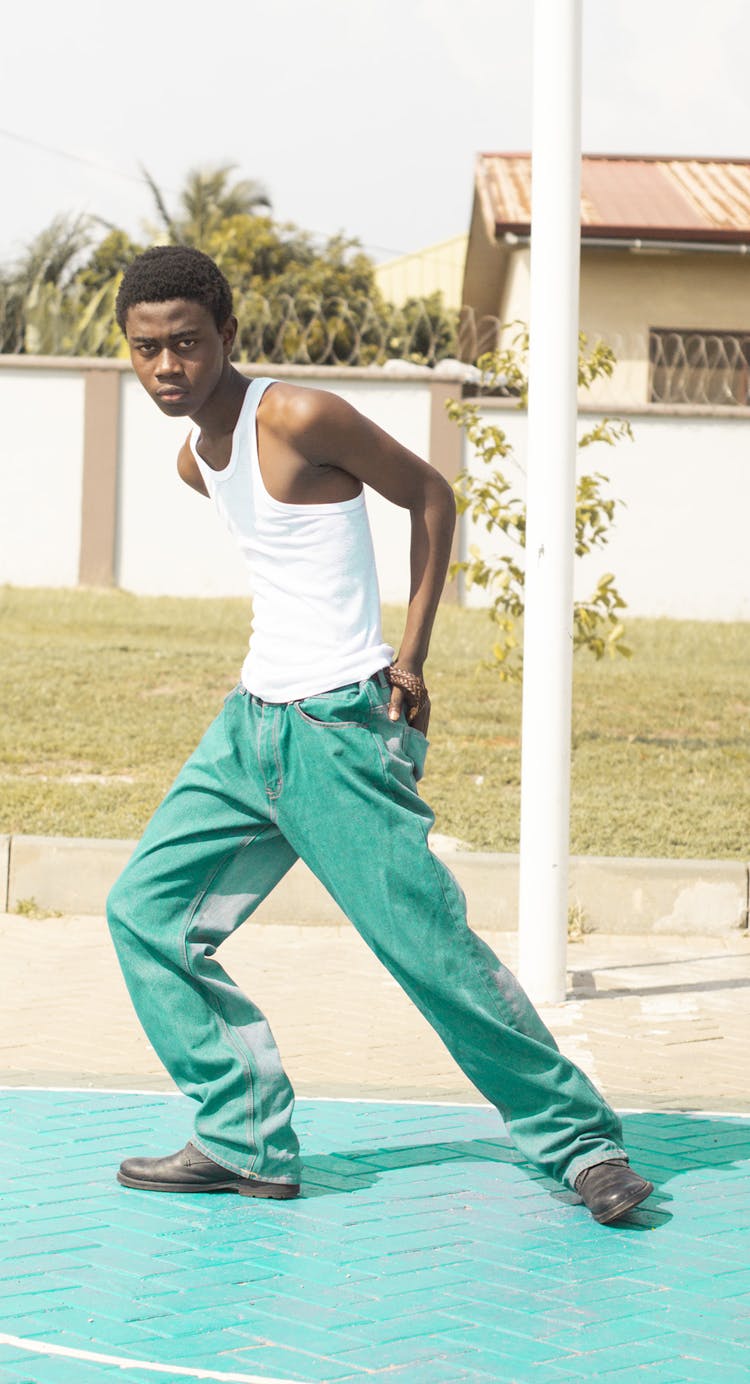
top-left (1, 0), bottom-right (748, 266)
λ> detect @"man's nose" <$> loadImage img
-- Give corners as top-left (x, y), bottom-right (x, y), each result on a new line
top-left (155, 349), bottom-right (183, 376)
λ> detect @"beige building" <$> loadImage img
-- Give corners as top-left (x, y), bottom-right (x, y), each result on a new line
top-left (374, 234), bottom-right (468, 309)
top-left (462, 154), bottom-right (750, 406)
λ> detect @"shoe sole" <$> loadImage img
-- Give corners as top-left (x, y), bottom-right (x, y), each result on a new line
top-left (592, 1179), bottom-right (654, 1224)
top-left (116, 1172), bottom-right (300, 1199)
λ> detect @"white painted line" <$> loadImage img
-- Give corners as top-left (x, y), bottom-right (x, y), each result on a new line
top-left (0, 1334), bottom-right (305, 1384)
top-left (302, 1094), bottom-right (492, 1109)
top-left (608, 1106), bottom-right (750, 1119)
top-left (0, 1085), bottom-right (182, 1096)
top-left (310, 1099), bottom-right (750, 1118)
top-left (0, 1087), bottom-right (748, 1118)
top-left (0, 1086), bottom-right (492, 1108)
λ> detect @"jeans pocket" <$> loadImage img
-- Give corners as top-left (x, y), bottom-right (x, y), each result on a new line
top-left (293, 681), bottom-right (374, 728)
top-left (404, 725), bottom-right (429, 782)
top-left (371, 714), bottom-right (429, 788)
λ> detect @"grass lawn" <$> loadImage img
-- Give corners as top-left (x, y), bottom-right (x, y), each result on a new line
top-left (2, 586), bottom-right (748, 858)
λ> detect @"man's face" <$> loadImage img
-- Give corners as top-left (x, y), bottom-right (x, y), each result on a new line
top-left (124, 299), bottom-right (236, 416)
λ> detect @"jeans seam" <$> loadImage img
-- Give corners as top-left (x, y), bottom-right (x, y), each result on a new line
top-left (189, 1133), bottom-right (251, 1179)
top-left (367, 731), bottom-right (522, 1068)
top-left (190, 1135), bottom-right (298, 1184)
top-left (206, 991), bottom-right (260, 1174)
top-left (255, 704), bottom-right (267, 788)
top-left (179, 832), bottom-right (262, 1177)
top-left (256, 704), bottom-right (279, 821)
top-left (420, 854), bottom-right (625, 1180)
top-left (416, 817), bottom-right (563, 1077)
top-left (270, 708), bottom-right (283, 801)
top-left (368, 719), bottom-right (393, 788)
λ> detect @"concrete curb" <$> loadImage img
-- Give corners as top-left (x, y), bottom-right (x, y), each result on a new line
top-left (3, 834), bottom-right (748, 934)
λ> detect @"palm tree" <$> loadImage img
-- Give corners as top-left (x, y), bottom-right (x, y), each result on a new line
top-left (141, 163), bottom-right (271, 249)
top-left (0, 215), bottom-right (91, 353)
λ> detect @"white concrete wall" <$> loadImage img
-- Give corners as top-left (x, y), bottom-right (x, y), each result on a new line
top-left (0, 368), bottom-right (85, 586)
top-left (117, 371), bottom-right (426, 603)
top-left (576, 413), bottom-right (749, 620)
top-left (323, 378), bottom-right (429, 606)
top-left (117, 374), bottom-right (251, 597)
top-left (1, 359), bottom-right (748, 621)
top-left (463, 406), bottom-right (750, 621)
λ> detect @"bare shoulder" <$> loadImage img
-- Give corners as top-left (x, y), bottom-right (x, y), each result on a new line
top-left (260, 381), bottom-right (354, 443)
top-left (258, 380), bottom-right (450, 509)
top-left (176, 435), bottom-right (209, 497)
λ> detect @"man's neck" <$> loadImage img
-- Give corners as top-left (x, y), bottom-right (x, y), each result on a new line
top-left (191, 366), bottom-right (249, 439)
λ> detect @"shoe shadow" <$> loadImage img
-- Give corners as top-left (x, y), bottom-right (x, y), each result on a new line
top-left (298, 1110), bottom-right (750, 1232)
top-left (300, 1136), bottom-right (673, 1230)
top-left (299, 1135), bottom-right (505, 1198)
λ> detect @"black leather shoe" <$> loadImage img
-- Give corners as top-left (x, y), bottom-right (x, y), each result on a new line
top-left (574, 1159), bottom-right (653, 1224)
top-left (117, 1142), bottom-right (300, 1199)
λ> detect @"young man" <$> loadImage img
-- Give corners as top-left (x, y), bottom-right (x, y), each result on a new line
top-left (107, 245), bottom-right (653, 1225)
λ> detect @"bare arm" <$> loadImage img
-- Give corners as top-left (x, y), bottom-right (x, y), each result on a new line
top-left (272, 387), bottom-right (456, 730)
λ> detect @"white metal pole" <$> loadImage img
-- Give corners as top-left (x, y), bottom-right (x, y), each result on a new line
top-left (517, 0), bottom-right (582, 1004)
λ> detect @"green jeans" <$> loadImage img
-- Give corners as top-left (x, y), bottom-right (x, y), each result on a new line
top-left (107, 672), bottom-right (626, 1189)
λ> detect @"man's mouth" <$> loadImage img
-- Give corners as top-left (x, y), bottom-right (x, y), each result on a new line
top-left (157, 387), bottom-right (189, 400)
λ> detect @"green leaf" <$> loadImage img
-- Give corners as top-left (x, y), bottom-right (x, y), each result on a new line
top-left (445, 336), bottom-right (631, 679)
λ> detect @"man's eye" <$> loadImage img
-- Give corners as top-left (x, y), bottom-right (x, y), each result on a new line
top-left (179, 338), bottom-right (196, 349)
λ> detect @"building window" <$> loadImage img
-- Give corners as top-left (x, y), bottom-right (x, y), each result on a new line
top-left (649, 329), bottom-right (750, 406)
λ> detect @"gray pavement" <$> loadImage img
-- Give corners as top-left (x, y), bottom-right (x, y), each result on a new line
top-left (2, 912), bottom-right (748, 1112)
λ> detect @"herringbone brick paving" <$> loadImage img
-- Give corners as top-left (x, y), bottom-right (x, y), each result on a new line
top-left (1, 1092), bottom-right (749, 1384)
top-left (0, 911), bottom-right (748, 1382)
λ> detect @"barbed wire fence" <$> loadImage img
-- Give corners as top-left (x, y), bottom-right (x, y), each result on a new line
top-left (1, 279), bottom-right (748, 407)
top-left (223, 299), bottom-right (522, 373)
top-left (0, 282), bottom-right (463, 365)
top-left (0, 274), bottom-right (509, 370)
top-left (233, 292), bottom-right (462, 369)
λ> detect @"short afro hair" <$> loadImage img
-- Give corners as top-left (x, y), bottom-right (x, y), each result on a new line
top-left (115, 245), bottom-right (233, 333)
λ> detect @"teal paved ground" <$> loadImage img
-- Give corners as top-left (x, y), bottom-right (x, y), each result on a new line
top-left (1, 1091), bottom-right (749, 1383)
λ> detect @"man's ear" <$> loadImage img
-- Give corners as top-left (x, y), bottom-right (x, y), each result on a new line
top-left (221, 315), bottom-right (239, 356)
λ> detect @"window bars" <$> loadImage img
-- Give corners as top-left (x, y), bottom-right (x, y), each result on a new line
top-left (649, 329), bottom-right (750, 406)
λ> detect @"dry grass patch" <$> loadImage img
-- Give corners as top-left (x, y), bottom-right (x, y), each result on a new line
top-left (2, 587), bottom-right (748, 858)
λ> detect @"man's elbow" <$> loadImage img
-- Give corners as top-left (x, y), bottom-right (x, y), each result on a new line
top-left (428, 471), bottom-right (457, 529)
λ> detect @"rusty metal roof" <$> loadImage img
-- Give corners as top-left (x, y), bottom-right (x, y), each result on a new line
top-left (477, 154), bottom-right (750, 243)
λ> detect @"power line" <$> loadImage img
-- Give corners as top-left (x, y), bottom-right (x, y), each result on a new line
top-left (0, 126), bottom-right (177, 193)
top-left (0, 125), bottom-right (413, 260)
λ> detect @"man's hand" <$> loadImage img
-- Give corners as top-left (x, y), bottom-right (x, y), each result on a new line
top-left (387, 666), bottom-right (431, 736)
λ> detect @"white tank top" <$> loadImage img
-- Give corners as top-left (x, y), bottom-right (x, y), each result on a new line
top-left (190, 377), bottom-right (394, 701)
